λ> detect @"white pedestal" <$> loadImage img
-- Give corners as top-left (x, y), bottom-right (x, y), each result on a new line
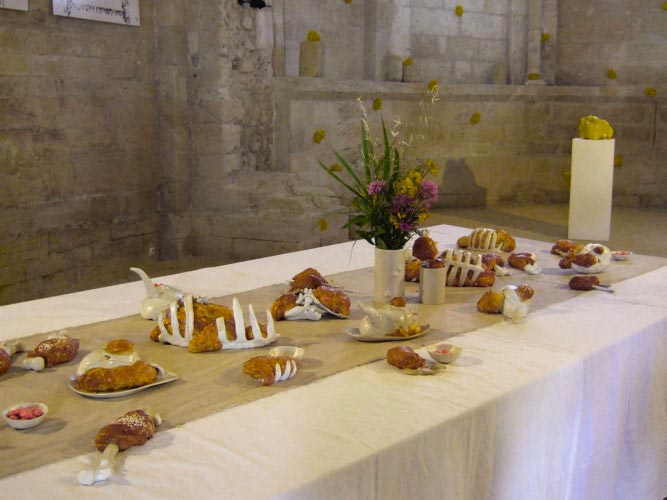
top-left (568, 138), bottom-right (615, 241)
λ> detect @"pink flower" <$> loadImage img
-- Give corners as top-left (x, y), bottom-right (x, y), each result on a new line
top-left (420, 180), bottom-right (438, 200)
top-left (368, 180), bottom-right (387, 195)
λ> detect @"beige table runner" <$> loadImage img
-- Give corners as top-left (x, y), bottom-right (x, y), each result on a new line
top-left (1, 242), bottom-right (665, 479)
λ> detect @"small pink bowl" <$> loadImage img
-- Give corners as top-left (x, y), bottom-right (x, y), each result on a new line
top-left (612, 251), bottom-right (632, 261)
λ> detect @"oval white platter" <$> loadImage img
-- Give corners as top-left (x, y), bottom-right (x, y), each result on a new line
top-left (67, 369), bottom-right (179, 399)
top-left (346, 324), bottom-right (430, 343)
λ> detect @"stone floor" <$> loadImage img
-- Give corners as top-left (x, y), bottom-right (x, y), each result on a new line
top-left (428, 204), bottom-right (667, 258)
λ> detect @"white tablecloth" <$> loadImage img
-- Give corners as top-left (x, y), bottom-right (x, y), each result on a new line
top-left (1, 224), bottom-right (666, 500)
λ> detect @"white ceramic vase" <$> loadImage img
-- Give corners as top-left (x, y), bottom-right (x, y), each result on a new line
top-left (374, 247), bottom-right (405, 304)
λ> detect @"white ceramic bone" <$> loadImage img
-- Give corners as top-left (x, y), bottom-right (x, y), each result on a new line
top-left (156, 294), bottom-right (278, 350)
top-left (358, 303), bottom-right (418, 337)
top-left (501, 285), bottom-right (531, 322)
top-left (283, 288), bottom-right (348, 321)
top-left (272, 358), bottom-right (297, 384)
top-left (571, 243), bottom-right (611, 274)
top-left (440, 249), bottom-right (485, 287)
top-left (131, 267), bottom-right (183, 321)
top-left (21, 332), bottom-right (71, 372)
top-left (522, 254), bottom-right (542, 275)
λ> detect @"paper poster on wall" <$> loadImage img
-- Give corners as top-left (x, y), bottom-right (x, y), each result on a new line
top-left (0, 0), bottom-right (29, 11)
top-left (52, 0), bottom-right (140, 26)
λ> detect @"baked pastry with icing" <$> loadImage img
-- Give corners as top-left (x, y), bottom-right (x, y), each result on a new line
top-left (457, 228), bottom-right (516, 252)
top-left (477, 285), bottom-right (534, 321)
top-left (508, 252), bottom-right (542, 274)
top-left (23, 334), bottom-right (79, 371)
top-left (95, 409), bottom-right (158, 452)
top-left (288, 267), bottom-right (330, 292)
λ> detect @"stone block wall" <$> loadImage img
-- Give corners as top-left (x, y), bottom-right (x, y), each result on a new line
top-left (278, 78), bottom-right (666, 228)
top-left (0, 0), bottom-right (159, 304)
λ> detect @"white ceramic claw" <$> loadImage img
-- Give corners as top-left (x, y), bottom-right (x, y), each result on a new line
top-left (131, 267), bottom-right (183, 321)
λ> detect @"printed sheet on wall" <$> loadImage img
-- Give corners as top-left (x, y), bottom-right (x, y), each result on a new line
top-left (52, 0), bottom-right (140, 26)
top-left (0, 0), bottom-right (29, 11)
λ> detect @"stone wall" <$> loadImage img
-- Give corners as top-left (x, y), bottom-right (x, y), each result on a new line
top-left (279, 78), bottom-right (667, 218)
top-left (0, 0), bottom-right (158, 304)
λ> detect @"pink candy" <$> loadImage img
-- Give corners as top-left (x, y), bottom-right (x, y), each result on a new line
top-left (7, 406), bottom-right (43, 421)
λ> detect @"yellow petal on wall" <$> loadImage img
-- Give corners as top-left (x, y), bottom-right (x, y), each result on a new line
top-left (663, 2), bottom-right (667, 10)
top-left (645, 87), bottom-right (657, 97)
top-left (541, 32), bottom-right (551, 42)
top-left (527, 72), bottom-right (540, 80)
top-left (470, 112), bottom-right (481, 125)
top-left (372, 97), bottom-right (383, 110)
top-left (614, 155), bottom-right (623, 168)
top-left (331, 163), bottom-right (343, 172)
top-left (319, 219), bottom-right (328, 232)
top-left (606, 68), bottom-right (617, 79)
top-left (427, 80), bottom-right (438, 92)
top-left (403, 57), bottom-right (413, 66)
top-left (344, 0), bottom-right (352, 3)
top-left (313, 129), bottom-right (326, 144)
top-left (455, 5), bottom-right (464, 17)
top-left (307, 30), bottom-right (321, 42)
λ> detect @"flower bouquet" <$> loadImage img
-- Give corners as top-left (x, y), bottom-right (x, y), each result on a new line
top-left (319, 106), bottom-right (438, 251)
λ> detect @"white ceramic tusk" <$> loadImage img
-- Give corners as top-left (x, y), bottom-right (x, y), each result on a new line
top-left (233, 297), bottom-right (246, 340)
top-left (78, 443), bottom-right (120, 486)
top-left (248, 304), bottom-right (261, 340)
top-left (266, 309), bottom-right (275, 337)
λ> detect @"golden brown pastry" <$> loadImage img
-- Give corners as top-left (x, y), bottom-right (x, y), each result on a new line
top-left (104, 339), bottom-right (135, 355)
top-left (515, 284), bottom-right (535, 301)
top-left (412, 235), bottom-right (438, 261)
top-left (270, 293), bottom-right (298, 320)
top-left (313, 286), bottom-right (351, 317)
top-left (150, 300), bottom-right (233, 353)
top-left (95, 409), bottom-right (157, 452)
top-left (405, 259), bottom-right (422, 282)
top-left (24, 335), bottom-right (79, 371)
top-left (77, 361), bottom-right (158, 392)
top-left (457, 228), bottom-right (516, 252)
top-left (390, 296), bottom-right (407, 308)
top-left (288, 268), bottom-right (330, 292)
top-left (551, 239), bottom-right (583, 256)
top-left (386, 346), bottom-right (426, 370)
top-left (569, 275), bottom-right (600, 291)
top-left (0, 349), bottom-right (9, 375)
top-left (243, 355), bottom-right (295, 386)
top-left (476, 290), bottom-right (505, 314)
top-left (440, 250), bottom-right (495, 287)
top-left (508, 252), bottom-right (536, 271)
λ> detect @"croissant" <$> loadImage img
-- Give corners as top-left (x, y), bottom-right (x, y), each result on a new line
top-left (313, 286), bottom-right (351, 317)
top-left (95, 409), bottom-right (157, 452)
top-left (270, 293), bottom-right (298, 320)
top-left (288, 268), bottom-right (330, 292)
top-left (457, 228), bottom-right (516, 252)
top-left (551, 239), bottom-right (583, 256)
top-left (476, 290), bottom-right (505, 314)
top-left (23, 335), bottom-right (79, 371)
top-left (404, 259), bottom-right (422, 282)
top-left (77, 361), bottom-right (158, 392)
top-left (508, 252), bottom-right (542, 274)
top-left (386, 346), bottom-right (426, 370)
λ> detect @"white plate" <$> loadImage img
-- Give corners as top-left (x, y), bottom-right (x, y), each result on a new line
top-left (346, 324), bottom-right (430, 342)
top-left (67, 369), bottom-right (179, 399)
top-left (3, 402), bottom-right (48, 430)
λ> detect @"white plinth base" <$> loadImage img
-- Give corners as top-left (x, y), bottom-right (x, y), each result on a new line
top-left (568, 138), bottom-right (615, 241)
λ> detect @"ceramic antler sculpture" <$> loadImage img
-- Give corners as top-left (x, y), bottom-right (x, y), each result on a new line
top-left (130, 267), bottom-right (183, 320)
top-left (155, 294), bottom-right (278, 350)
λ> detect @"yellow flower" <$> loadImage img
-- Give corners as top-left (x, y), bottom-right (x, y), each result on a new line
top-left (541, 32), bottom-right (551, 42)
top-left (331, 163), bottom-right (343, 172)
top-left (424, 158), bottom-right (439, 175)
top-left (372, 97), bottom-right (383, 110)
top-left (663, 1), bottom-right (667, 10)
top-left (313, 129), bottom-right (326, 144)
top-left (307, 30), bottom-right (321, 42)
top-left (427, 80), bottom-right (439, 92)
top-left (606, 68), bottom-right (617, 79)
top-left (614, 155), bottom-right (623, 168)
top-left (470, 112), bottom-right (481, 125)
top-left (403, 57), bottom-right (413, 66)
top-left (318, 218), bottom-right (328, 232)
top-left (645, 86), bottom-right (657, 97)
top-left (344, 0), bottom-right (352, 3)
top-left (455, 5), bottom-right (464, 17)
top-left (418, 212), bottom-right (428, 224)
top-left (527, 72), bottom-right (540, 80)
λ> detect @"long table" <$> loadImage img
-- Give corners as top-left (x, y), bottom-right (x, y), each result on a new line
top-left (1, 224), bottom-right (666, 499)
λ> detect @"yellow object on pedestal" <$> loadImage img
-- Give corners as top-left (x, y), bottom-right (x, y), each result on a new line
top-left (578, 116), bottom-right (614, 140)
